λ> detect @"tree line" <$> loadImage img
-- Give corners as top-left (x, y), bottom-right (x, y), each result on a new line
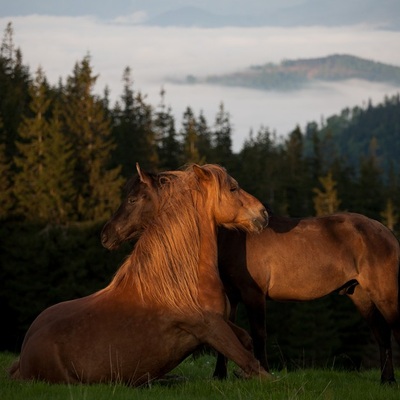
top-left (1, 22), bottom-right (400, 229)
top-left (1, 22), bottom-right (400, 369)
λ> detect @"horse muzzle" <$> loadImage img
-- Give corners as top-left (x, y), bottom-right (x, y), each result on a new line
top-left (252, 208), bottom-right (269, 232)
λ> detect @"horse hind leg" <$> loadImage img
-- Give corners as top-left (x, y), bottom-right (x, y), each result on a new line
top-left (350, 288), bottom-right (395, 384)
top-left (369, 308), bottom-right (396, 384)
top-left (184, 313), bottom-right (273, 381)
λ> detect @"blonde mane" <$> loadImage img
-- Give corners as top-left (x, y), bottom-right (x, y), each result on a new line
top-left (106, 164), bottom-right (231, 314)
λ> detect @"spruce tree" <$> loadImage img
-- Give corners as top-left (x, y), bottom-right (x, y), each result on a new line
top-left (42, 105), bottom-right (77, 223)
top-left (133, 91), bottom-right (159, 170)
top-left (212, 102), bottom-right (234, 168)
top-left (0, 22), bottom-right (30, 162)
top-left (13, 68), bottom-right (76, 223)
top-left (236, 127), bottom-right (281, 209)
top-left (13, 67), bottom-right (51, 220)
top-left (282, 126), bottom-right (310, 216)
top-left (353, 146), bottom-right (383, 220)
top-left (112, 66), bottom-right (158, 176)
top-left (154, 88), bottom-right (181, 170)
top-left (0, 117), bottom-right (13, 218)
top-left (180, 106), bottom-right (203, 164)
top-left (313, 172), bottom-right (341, 216)
top-left (62, 55), bottom-right (123, 221)
top-left (196, 111), bottom-right (212, 163)
top-left (380, 199), bottom-right (398, 231)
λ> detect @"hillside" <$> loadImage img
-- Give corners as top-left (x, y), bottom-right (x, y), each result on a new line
top-left (183, 54), bottom-right (400, 91)
top-left (304, 93), bottom-right (400, 175)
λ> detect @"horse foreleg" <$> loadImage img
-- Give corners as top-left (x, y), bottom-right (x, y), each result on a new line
top-left (350, 288), bottom-right (395, 384)
top-left (182, 313), bottom-right (273, 380)
top-left (227, 321), bottom-right (253, 352)
top-left (212, 301), bottom-right (238, 380)
top-left (212, 323), bottom-right (253, 379)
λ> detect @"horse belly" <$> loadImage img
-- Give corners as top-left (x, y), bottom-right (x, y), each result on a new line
top-left (18, 305), bottom-right (199, 385)
top-left (253, 258), bottom-right (349, 301)
top-left (91, 316), bottom-right (199, 385)
top-left (267, 276), bottom-right (338, 301)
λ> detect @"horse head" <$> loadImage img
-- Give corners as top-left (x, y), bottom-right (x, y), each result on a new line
top-left (102, 163), bottom-right (268, 251)
top-left (191, 164), bottom-right (268, 233)
top-left (101, 163), bottom-right (179, 250)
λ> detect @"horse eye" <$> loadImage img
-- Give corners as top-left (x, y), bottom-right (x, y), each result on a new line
top-left (230, 186), bottom-right (238, 192)
top-left (128, 197), bottom-right (136, 204)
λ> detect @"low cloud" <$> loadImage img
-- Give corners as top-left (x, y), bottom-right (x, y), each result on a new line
top-left (2, 15), bottom-right (400, 151)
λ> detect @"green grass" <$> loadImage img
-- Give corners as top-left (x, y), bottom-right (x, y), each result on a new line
top-left (1, 352), bottom-right (399, 399)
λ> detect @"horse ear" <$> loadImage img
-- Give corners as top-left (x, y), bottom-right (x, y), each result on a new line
top-left (193, 164), bottom-right (211, 181)
top-left (136, 163), bottom-right (153, 186)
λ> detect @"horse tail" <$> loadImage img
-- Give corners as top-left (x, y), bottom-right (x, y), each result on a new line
top-left (8, 358), bottom-right (21, 380)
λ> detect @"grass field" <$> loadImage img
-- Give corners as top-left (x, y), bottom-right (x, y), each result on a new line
top-left (1, 352), bottom-right (399, 400)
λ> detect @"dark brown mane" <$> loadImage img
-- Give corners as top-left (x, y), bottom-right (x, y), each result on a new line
top-left (106, 165), bottom-right (210, 313)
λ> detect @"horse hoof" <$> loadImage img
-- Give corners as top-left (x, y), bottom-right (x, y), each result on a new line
top-left (155, 374), bottom-right (188, 386)
top-left (233, 369), bottom-right (275, 381)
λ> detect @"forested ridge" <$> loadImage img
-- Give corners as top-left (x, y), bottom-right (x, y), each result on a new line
top-left (1, 22), bottom-right (400, 370)
top-left (185, 54), bottom-right (400, 91)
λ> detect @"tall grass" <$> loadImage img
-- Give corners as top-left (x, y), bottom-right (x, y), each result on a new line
top-left (1, 352), bottom-right (399, 400)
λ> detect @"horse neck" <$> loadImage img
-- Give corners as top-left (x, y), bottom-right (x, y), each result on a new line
top-left (193, 201), bottom-right (227, 312)
top-left (197, 207), bottom-right (218, 270)
top-left (108, 186), bottom-right (208, 313)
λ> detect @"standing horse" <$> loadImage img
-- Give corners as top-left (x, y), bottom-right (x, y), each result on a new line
top-left (9, 164), bottom-right (270, 385)
top-left (101, 170), bottom-right (400, 384)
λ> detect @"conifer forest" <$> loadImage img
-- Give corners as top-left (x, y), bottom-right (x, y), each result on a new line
top-left (1, 22), bottom-right (400, 371)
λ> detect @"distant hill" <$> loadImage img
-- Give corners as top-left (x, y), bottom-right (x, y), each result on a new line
top-left (3, 0), bottom-right (399, 29)
top-left (144, 0), bottom-right (400, 29)
top-left (182, 54), bottom-right (400, 91)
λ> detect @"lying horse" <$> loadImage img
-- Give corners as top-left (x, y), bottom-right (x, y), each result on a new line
top-left (101, 169), bottom-right (400, 384)
top-left (9, 164), bottom-right (270, 385)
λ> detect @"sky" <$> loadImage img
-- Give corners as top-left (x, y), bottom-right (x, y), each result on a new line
top-left (1, 1), bottom-right (400, 151)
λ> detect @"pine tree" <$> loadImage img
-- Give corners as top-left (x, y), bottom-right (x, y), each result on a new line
top-left (313, 172), bottom-right (341, 216)
top-left (62, 55), bottom-right (123, 221)
top-left (13, 68), bottom-right (76, 223)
